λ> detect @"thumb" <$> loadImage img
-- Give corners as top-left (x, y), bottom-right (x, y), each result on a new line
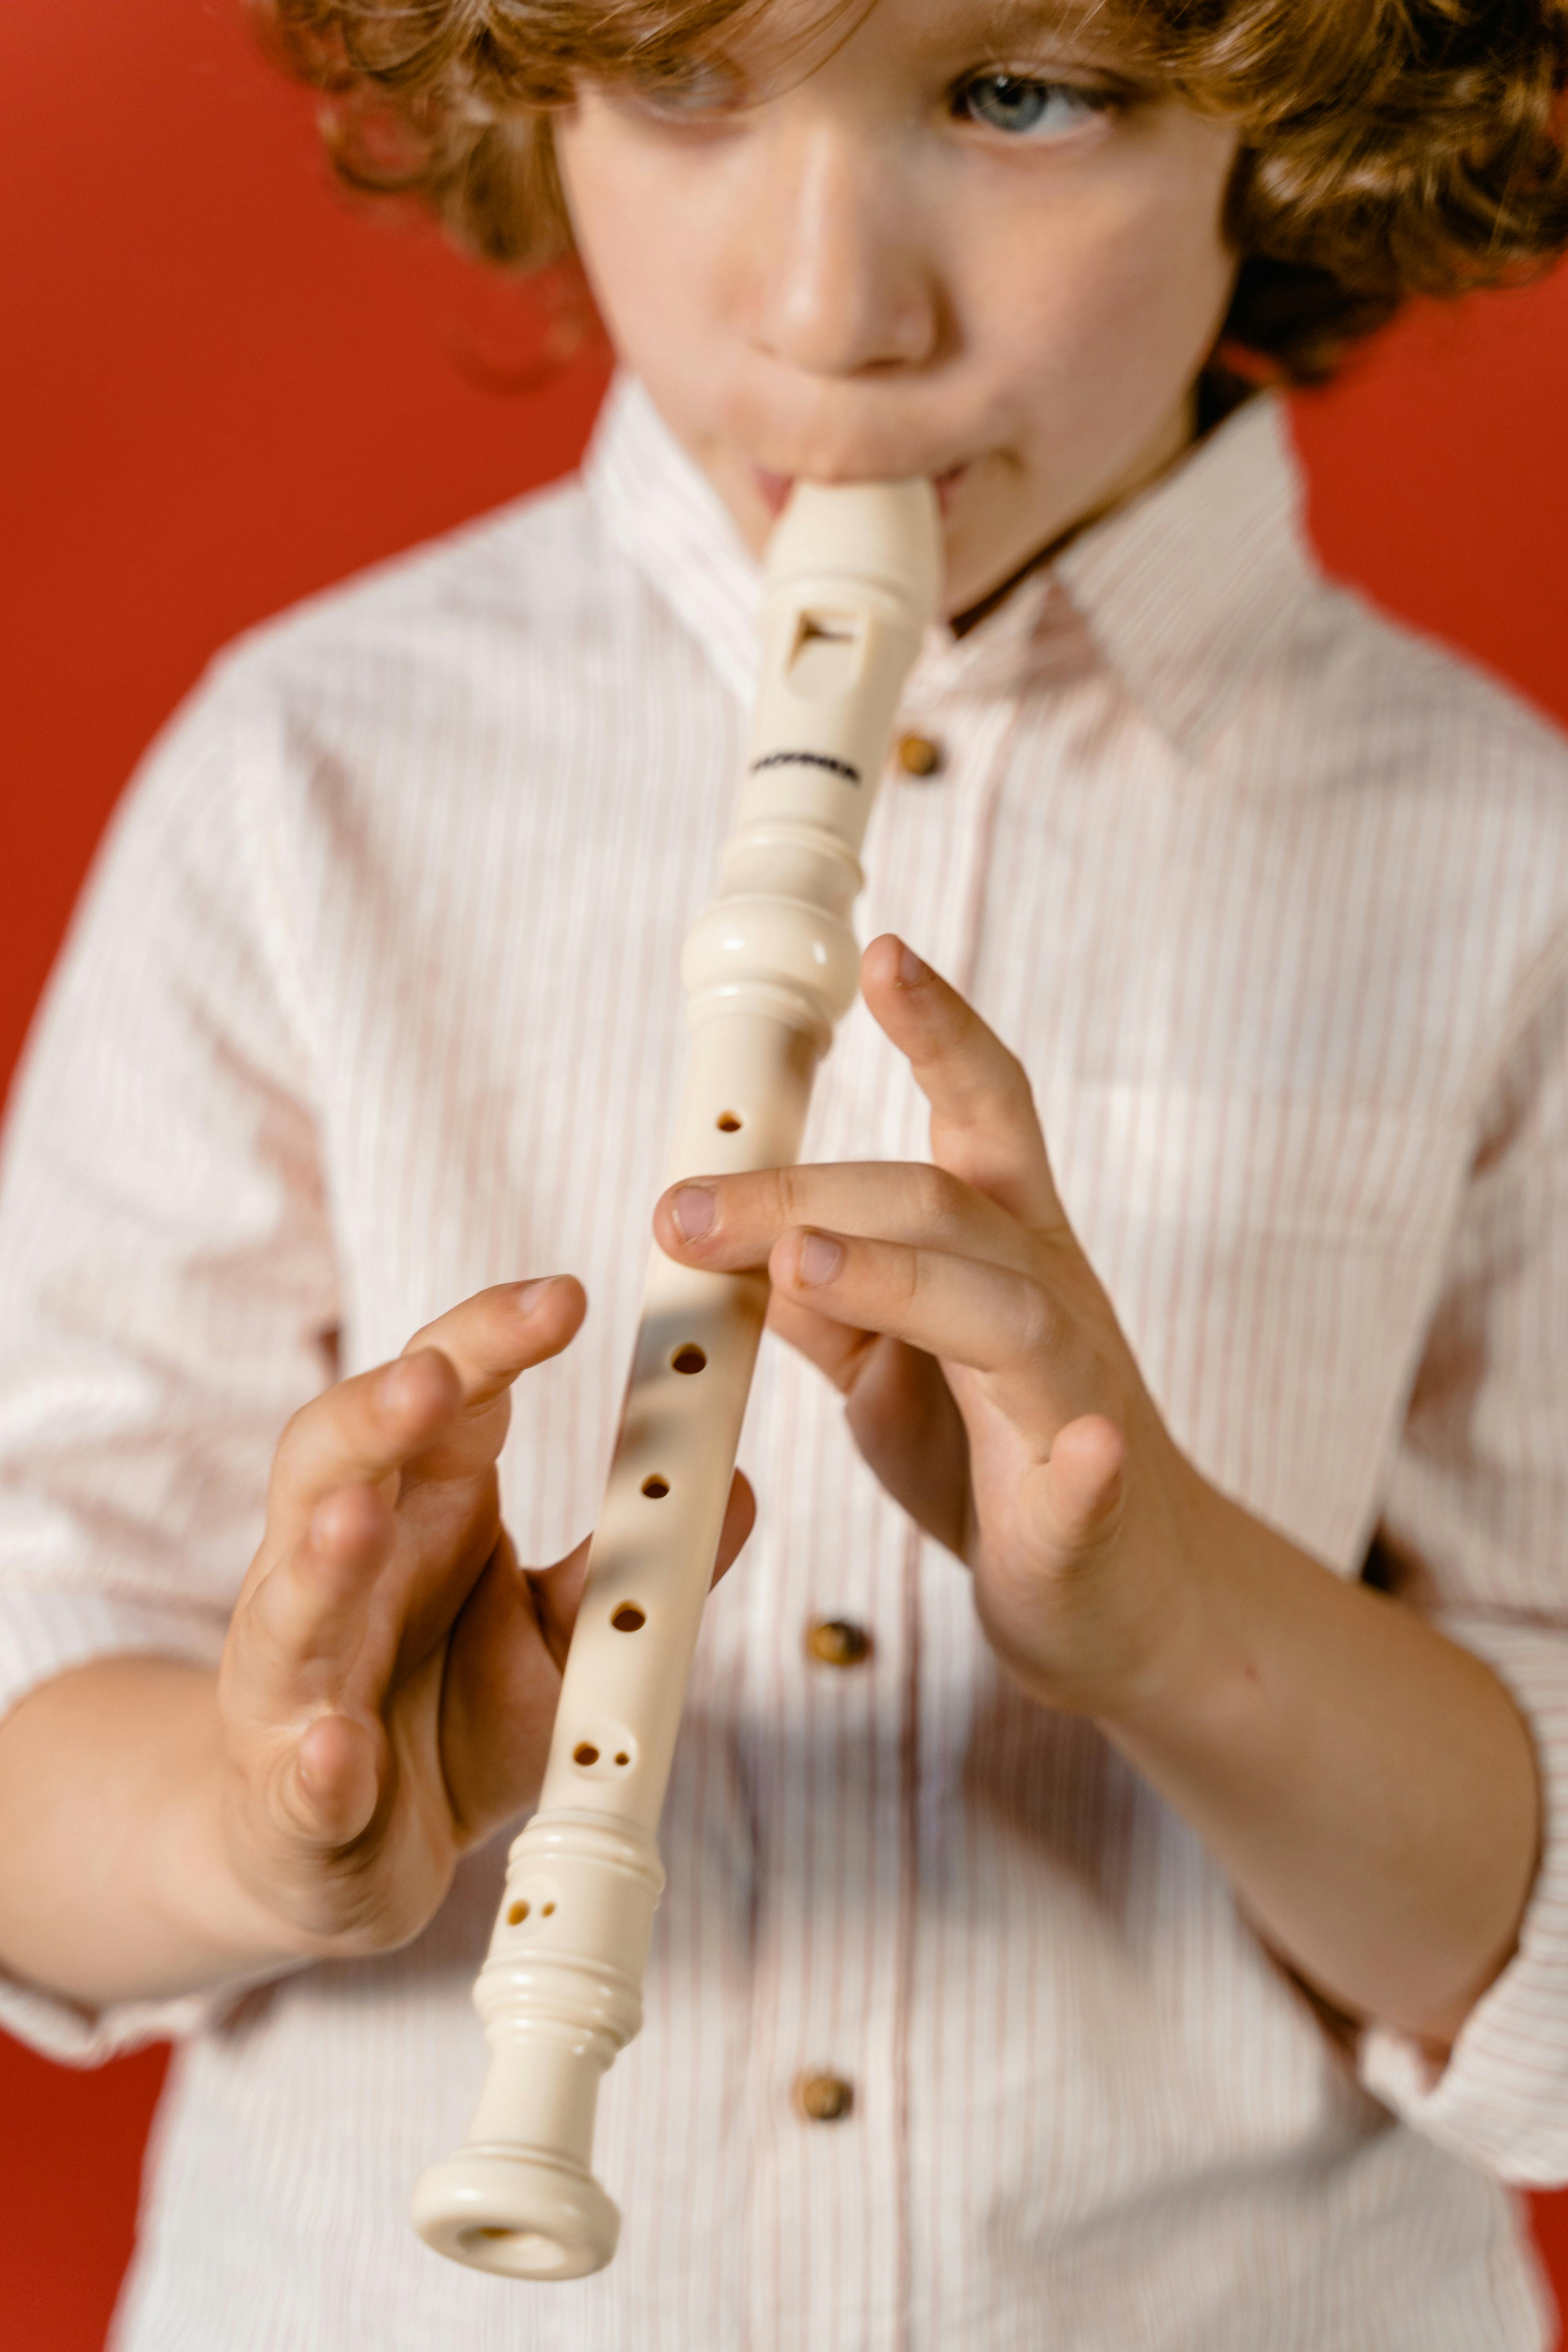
top-left (1027, 1416), bottom-right (1127, 1563)
top-left (526, 1470), bottom-right (757, 1670)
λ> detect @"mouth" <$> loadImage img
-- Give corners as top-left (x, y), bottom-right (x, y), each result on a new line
top-left (749, 459), bottom-right (971, 519)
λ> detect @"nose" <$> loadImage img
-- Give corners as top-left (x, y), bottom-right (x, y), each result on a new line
top-left (737, 114), bottom-right (942, 379)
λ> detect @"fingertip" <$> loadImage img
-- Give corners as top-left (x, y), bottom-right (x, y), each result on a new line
top-left (864, 931), bottom-right (932, 994)
top-left (778, 1229), bottom-right (845, 1291)
top-left (653, 1183), bottom-right (719, 1260)
top-left (862, 933), bottom-right (903, 992)
top-left (510, 1274), bottom-right (589, 1362)
top-left (513, 1273), bottom-right (587, 1327)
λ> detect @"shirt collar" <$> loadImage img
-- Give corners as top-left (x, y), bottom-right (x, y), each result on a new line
top-left (585, 372), bottom-right (1318, 756)
top-left (586, 374), bottom-right (763, 705)
top-left (1052, 391), bottom-right (1319, 754)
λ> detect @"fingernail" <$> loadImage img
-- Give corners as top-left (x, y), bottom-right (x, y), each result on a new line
top-left (512, 1277), bottom-right (556, 1315)
top-left (797, 1231), bottom-right (844, 1287)
top-left (670, 1184), bottom-right (716, 1241)
top-left (896, 941), bottom-right (927, 988)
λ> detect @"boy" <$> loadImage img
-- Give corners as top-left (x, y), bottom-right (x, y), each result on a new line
top-left (2, 0), bottom-right (1568, 2343)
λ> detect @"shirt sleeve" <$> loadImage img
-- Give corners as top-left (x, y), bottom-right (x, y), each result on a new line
top-left (1357, 931), bottom-right (1568, 2182)
top-left (0, 662), bottom-right (339, 2062)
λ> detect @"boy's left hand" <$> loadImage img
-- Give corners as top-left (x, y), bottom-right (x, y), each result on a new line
top-left (657, 933), bottom-right (1545, 2045)
top-left (654, 933), bottom-right (1219, 1723)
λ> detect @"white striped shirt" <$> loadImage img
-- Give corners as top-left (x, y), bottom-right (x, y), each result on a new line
top-left (3, 376), bottom-right (1568, 2350)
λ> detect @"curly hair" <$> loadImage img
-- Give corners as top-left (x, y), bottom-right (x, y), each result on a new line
top-left (253, 0), bottom-right (1568, 383)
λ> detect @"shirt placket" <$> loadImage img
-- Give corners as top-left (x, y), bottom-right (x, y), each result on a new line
top-left (738, 669), bottom-right (1022, 2352)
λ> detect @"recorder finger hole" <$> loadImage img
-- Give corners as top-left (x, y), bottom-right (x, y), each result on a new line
top-left (570, 1722), bottom-right (640, 1781)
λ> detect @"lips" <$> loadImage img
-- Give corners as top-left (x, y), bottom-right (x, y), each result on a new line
top-left (748, 458), bottom-right (970, 516)
top-left (750, 465), bottom-right (795, 517)
top-left (931, 463), bottom-right (969, 514)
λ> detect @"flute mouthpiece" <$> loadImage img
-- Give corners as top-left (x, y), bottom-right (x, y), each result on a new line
top-left (764, 476), bottom-right (943, 629)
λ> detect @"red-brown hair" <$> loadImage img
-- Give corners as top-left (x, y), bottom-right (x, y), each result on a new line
top-left (256, 0), bottom-right (1568, 382)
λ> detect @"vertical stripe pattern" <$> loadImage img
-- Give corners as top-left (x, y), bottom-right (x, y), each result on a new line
top-left (0, 376), bottom-right (1565, 2350)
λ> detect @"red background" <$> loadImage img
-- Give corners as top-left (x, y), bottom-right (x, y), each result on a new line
top-left (1, 2), bottom-right (1565, 2343)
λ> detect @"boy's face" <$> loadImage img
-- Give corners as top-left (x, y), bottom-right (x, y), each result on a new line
top-left (555, 0), bottom-right (1241, 616)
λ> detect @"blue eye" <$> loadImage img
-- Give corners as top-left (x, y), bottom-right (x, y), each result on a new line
top-left (956, 73), bottom-right (1105, 139)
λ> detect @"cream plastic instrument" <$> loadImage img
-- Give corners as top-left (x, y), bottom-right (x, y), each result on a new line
top-left (411, 475), bottom-right (943, 2281)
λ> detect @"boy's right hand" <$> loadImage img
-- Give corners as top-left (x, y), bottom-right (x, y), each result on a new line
top-left (215, 1277), bottom-right (752, 1963)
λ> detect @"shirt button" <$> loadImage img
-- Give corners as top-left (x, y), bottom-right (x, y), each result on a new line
top-left (895, 731), bottom-right (944, 779)
top-left (806, 1618), bottom-right (874, 1668)
top-left (795, 2072), bottom-right (855, 2123)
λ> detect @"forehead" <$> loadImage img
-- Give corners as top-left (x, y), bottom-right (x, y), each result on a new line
top-left (921, 0), bottom-right (1139, 47)
top-left (729, 0), bottom-right (1147, 74)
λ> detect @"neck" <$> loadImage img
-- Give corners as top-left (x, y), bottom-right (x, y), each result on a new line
top-left (950, 379), bottom-right (1216, 639)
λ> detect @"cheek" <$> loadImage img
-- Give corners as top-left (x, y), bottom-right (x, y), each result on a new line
top-left (554, 118), bottom-right (724, 415)
top-left (962, 129), bottom-right (1239, 446)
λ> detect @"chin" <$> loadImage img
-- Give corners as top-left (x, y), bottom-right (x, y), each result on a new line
top-left (938, 503), bottom-right (1050, 617)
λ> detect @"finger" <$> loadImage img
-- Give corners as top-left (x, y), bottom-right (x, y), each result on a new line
top-left (765, 1288), bottom-right (879, 1394)
top-left (765, 1294), bottom-right (971, 1549)
top-left (441, 1531), bottom-right (563, 1842)
top-left (402, 1275), bottom-right (586, 1416)
top-left (391, 1275), bottom-right (588, 1490)
top-left (289, 1710), bottom-right (383, 1847)
top-left (267, 1350), bottom-right (462, 1534)
top-left (655, 1160), bottom-right (1030, 1281)
top-left (525, 1470), bottom-right (757, 1671)
top-left (229, 1483), bottom-right (400, 1847)
top-left (1022, 1414), bottom-right (1129, 1561)
top-left (443, 1475), bottom-right (756, 1845)
top-left (841, 1336), bottom-right (973, 1557)
top-left (860, 934), bottom-right (1067, 1235)
top-left (768, 1227), bottom-right (1096, 1442)
top-left (231, 1481), bottom-right (397, 1731)
top-left (713, 1467), bottom-right (757, 1581)
top-left (267, 1279), bottom-right (583, 1528)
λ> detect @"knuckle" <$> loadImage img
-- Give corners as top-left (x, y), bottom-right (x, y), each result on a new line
top-left (1013, 1276), bottom-right (1064, 1365)
top-left (278, 1390), bottom-right (329, 1457)
top-left (897, 1245), bottom-right (927, 1307)
top-left (772, 1165), bottom-right (809, 1227)
top-left (909, 1162), bottom-right (965, 1235)
top-left (401, 1307), bottom-right (441, 1354)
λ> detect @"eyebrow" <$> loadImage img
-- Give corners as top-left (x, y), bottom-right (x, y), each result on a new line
top-left (932, 0), bottom-right (1139, 58)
